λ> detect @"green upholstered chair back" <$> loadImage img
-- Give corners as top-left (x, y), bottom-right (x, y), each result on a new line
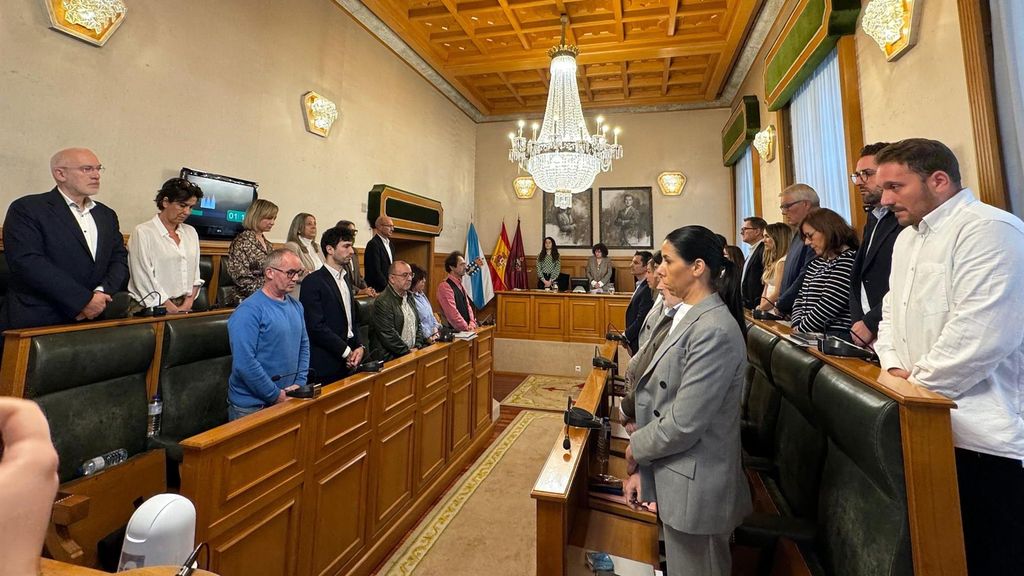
top-left (355, 296), bottom-right (375, 351)
top-left (192, 255), bottom-right (213, 312)
top-left (812, 366), bottom-right (912, 576)
top-left (742, 326), bottom-right (782, 458)
top-left (155, 315), bottom-right (230, 462)
top-left (217, 256), bottom-right (236, 306)
top-left (24, 325), bottom-right (155, 483)
top-left (766, 339), bottom-right (826, 519)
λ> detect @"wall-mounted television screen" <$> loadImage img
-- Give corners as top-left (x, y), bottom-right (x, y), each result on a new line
top-left (180, 167), bottom-right (258, 240)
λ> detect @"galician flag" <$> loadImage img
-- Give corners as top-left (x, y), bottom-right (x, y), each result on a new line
top-left (463, 222), bottom-right (495, 306)
top-left (490, 222), bottom-right (511, 292)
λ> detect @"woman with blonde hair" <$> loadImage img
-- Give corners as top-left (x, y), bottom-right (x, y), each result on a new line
top-left (757, 222), bottom-right (792, 313)
top-left (226, 198), bottom-right (279, 304)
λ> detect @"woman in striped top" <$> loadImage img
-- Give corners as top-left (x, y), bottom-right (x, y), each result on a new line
top-left (537, 236), bottom-right (561, 289)
top-left (791, 208), bottom-right (859, 334)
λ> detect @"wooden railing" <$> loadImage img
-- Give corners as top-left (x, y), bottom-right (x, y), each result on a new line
top-left (496, 291), bottom-right (631, 344)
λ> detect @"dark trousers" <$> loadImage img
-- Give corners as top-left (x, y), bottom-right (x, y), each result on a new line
top-left (955, 447), bottom-right (1024, 575)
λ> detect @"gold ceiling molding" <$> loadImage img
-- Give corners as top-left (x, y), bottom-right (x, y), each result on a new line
top-left (45, 0), bottom-right (127, 46)
top-left (302, 91), bottom-right (338, 138)
top-left (862, 0), bottom-right (922, 61)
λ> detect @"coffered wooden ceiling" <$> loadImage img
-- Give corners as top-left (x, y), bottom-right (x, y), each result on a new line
top-left (356, 0), bottom-right (763, 117)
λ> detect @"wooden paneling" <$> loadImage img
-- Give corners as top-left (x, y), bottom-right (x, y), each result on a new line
top-left (449, 368), bottom-right (473, 458)
top-left (473, 331), bottom-right (495, 432)
top-left (375, 362), bottom-right (417, 427)
top-left (534, 296), bottom-right (567, 339)
top-left (836, 35), bottom-right (866, 233)
top-left (371, 407), bottom-right (416, 539)
top-left (309, 441), bottom-right (370, 576)
top-left (418, 347), bottom-right (450, 399)
top-left (497, 294), bottom-right (532, 338)
top-left (310, 379), bottom-right (372, 466)
top-left (496, 291), bottom-right (632, 343)
top-left (568, 298), bottom-right (604, 342)
top-left (415, 390), bottom-right (449, 491)
top-left (604, 299), bottom-right (629, 334)
top-left (211, 489), bottom-right (303, 576)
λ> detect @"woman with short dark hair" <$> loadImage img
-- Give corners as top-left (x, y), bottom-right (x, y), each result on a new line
top-left (586, 242), bottom-right (613, 292)
top-left (790, 208), bottom-right (859, 333)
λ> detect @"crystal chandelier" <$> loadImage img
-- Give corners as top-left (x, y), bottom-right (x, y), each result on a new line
top-left (62, 0), bottom-right (126, 34)
top-left (508, 15), bottom-right (622, 209)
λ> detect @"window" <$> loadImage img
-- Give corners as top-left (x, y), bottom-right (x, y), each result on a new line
top-left (990, 1), bottom-right (1024, 217)
top-left (734, 146), bottom-right (756, 257)
top-left (789, 48), bottom-right (851, 222)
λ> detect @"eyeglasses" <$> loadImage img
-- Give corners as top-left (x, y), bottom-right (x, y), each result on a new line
top-left (270, 267), bottom-right (303, 278)
top-left (779, 200), bottom-right (805, 212)
top-left (379, 224), bottom-right (395, 229)
top-left (801, 230), bottom-right (817, 241)
top-left (849, 169), bottom-right (876, 184)
top-left (740, 227), bottom-right (757, 233)
top-left (59, 165), bottom-right (104, 174)
top-left (390, 272), bottom-right (412, 278)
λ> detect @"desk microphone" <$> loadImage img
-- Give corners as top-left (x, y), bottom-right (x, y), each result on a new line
top-left (605, 323), bottom-right (632, 354)
top-left (271, 368), bottom-right (321, 399)
top-left (356, 360), bottom-right (384, 373)
top-left (131, 290), bottom-right (167, 317)
top-left (752, 298), bottom-right (784, 321)
top-left (592, 346), bottom-right (617, 371)
top-left (562, 396), bottom-right (572, 451)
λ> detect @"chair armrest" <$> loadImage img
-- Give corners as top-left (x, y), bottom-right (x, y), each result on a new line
top-left (52, 493), bottom-right (90, 526)
top-left (735, 512), bottom-right (817, 548)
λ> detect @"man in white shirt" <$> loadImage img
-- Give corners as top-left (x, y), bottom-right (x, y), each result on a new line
top-left (128, 178), bottom-right (205, 313)
top-left (874, 138), bottom-right (1024, 575)
top-left (364, 216), bottom-right (395, 292)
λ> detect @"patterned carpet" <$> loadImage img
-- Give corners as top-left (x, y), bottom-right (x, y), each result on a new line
top-left (375, 411), bottom-right (563, 575)
top-left (499, 374), bottom-right (587, 411)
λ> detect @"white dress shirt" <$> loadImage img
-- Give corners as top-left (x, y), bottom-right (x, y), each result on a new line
top-left (381, 236), bottom-right (393, 263)
top-left (876, 188), bottom-right (1024, 459)
top-left (326, 262), bottom-right (355, 358)
top-left (299, 237), bottom-right (324, 270)
top-left (128, 215), bottom-right (203, 306)
top-left (58, 187), bottom-right (98, 260)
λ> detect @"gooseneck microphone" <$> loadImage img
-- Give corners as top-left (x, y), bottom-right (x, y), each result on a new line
top-left (592, 346), bottom-right (617, 371)
top-left (752, 297), bottom-right (784, 321)
top-left (131, 290), bottom-right (166, 317)
top-left (562, 396), bottom-right (572, 451)
top-left (605, 322), bottom-right (632, 354)
top-left (271, 368), bottom-right (321, 399)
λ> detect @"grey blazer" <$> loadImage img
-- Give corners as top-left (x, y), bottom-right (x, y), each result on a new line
top-left (586, 256), bottom-right (614, 288)
top-left (629, 292), bottom-right (752, 535)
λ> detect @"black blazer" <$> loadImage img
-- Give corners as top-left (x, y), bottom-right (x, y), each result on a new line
top-left (624, 280), bottom-right (654, 354)
top-left (299, 266), bottom-right (362, 384)
top-left (741, 242), bottom-right (765, 309)
top-left (1, 188), bottom-right (128, 330)
top-left (776, 237), bottom-right (816, 316)
top-left (363, 235), bottom-right (392, 292)
top-left (849, 210), bottom-right (903, 333)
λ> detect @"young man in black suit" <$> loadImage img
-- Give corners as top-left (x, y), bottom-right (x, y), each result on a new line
top-left (0, 148), bottom-right (128, 331)
top-left (624, 250), bottom-right (654, 353)
top-left (299, 226), bottom-right (366, 384)
top-left (363, 215), bottom-right (394, 292)
top-left (739, 216), bottom-right (767, 309)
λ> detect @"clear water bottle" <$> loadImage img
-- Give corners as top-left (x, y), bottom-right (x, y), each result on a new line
top-left (147, 393), bottom-right (162, 438)
top-left (78, 448), bottom-right (128, 477)
top-left (596, 417), bottom-right (610, 476)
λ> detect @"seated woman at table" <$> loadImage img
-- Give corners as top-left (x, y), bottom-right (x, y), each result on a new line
top-left (128, 178), bottom-right (205, 313)
top-left (790, 208), bottom-right (859, 334)
top-left (586, 242), bottom-right (614, 292)
top-left (227, 199), bottom-right (279, 304)
top-left (757, 222), bottom-right (792, 313)
top-left (409, 264), bottom-right (440, 342)
top-left (536, 236), bottom-right (561, 290)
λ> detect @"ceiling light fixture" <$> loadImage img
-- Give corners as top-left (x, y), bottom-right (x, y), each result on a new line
top-left (657, 172), bottom-right (687, 196)
top-left (45, 0), bottom-right (127, 46)
top-left (512, 177), bottom-right (537, 199)
top-left (508, 15), bottom-right (623, 209)
top-left (862, 0), bottom-right (922, 61)
top-left (302, 91), bottom-right (338, 138)
top-left (753, 125), bottom-right (776, 162)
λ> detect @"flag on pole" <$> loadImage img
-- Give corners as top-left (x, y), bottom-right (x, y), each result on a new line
top-left (506, 219), bottom-right (528, 289)
top-left (463, 222), bottom-right (495, 306)
top-left (490, 222), bottom-right (511, 292)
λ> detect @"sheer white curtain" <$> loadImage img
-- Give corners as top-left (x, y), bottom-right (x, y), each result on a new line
top-left (734, 146), bottom-right (756, 257)
top-left (790, 48), bottom-right (851, 223)
top-left (991, 1), bottom-right (1024, 217)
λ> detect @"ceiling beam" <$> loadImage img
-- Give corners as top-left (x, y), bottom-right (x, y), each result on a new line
top-left (439, 0), bottom-right (489, 54)
top-left (668, 0), bottom-right (679, 36)
top-left (496, 0), bottom-right (532, 50)
top-left (612, 0), bottom-right (625, 43)
top-left (621, 62), bottom-right (629, 99)
top-left (662, 58), bottom-right (670, 95)
top-left (496, 72), bottom-right (526, 106)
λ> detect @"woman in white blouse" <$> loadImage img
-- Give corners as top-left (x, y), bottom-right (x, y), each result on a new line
top-left (757, 222), bottom-right (792, 313)
top-left (284, 213), bottom-right (324, 275)
top-left (128, 178), bottom-right (205, 313)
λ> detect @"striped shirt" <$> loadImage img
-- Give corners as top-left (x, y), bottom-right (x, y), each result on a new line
top-left (791, 249), bottom-right (857, 333)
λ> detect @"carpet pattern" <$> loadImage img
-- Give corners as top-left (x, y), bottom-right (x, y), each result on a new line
top-left (500, 374), bottom-right (586, 411)
top-left (376, 410), bottom-right (563, 575)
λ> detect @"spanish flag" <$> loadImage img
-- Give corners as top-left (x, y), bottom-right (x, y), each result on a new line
top-left (490, 222), bottom-right (511, 292)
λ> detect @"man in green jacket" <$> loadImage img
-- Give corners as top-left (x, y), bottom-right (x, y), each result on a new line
top-left (370, 260), bottom-right (428, 361)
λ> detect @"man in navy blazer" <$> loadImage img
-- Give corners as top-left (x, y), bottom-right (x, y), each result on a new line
top-left (1, 148), bottom-right (128, 332)
top-left (363, 216), bottom-right (394, 292)
top-left (299, 225), bottom-right (365, 384)
top-left (849, 142), bottom-right (902, 345)
top-left (624, 250), bottom-right (654, 353)
top-left (775, 184), bottom-right (819, 315)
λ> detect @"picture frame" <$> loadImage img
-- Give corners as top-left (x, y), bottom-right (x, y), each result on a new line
top-left (599, 187), bottom-right (654, 249)
top-left (542, 189), bottom-right (593, 248)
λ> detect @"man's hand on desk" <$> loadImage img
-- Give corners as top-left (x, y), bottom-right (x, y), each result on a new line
top-left (347, 346), bottom-right (365, 368)
top-left (850, 321), bottom-right (876, 348)
top-left (887, 367), bottom-right (911, 379)
top-left (77, 291), bottom-right (112, 320)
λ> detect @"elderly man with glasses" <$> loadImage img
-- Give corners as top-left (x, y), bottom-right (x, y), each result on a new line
top-left (370, 260), bottom-right (428, 361)
top-left (0, 147), bottom-right (129, 333)
top-left (774, 183), bottom-right (820, 316)
top-left (227, 248), bottom-right (310, 421)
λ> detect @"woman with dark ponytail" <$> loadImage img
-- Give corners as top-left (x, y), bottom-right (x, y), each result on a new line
top-left (624, 225), bottom-right (751, 576)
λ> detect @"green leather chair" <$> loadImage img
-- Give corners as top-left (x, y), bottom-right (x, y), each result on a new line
top-left (742, 326), bottom-right (783, 458)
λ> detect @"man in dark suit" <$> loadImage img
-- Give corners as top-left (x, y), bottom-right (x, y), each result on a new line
top-left (775, 184), bottom-right (819, 315)
top-left (299, 226), bottom-right (365, 384)
top-left (739, 217), bottom-right (766, 309)
top-left (849, 142), bottom-right (902, 346)
top-left (1, 148), bottom-right (128, 331)
top-left (624, 250), bottom-right (654, 353)
top-left (363, 215), bottom-right (394, 292)
top-left (334, 219), bottom-right (377, 297)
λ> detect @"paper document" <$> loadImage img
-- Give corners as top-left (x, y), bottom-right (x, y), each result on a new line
top-left (453, 331), bottom-right (477, 340)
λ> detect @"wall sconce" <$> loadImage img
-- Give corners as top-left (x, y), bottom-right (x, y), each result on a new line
top-left (862, 0), bottom-right (922, 61)
top-left (512, 176), bottom-right (536, 199)
top-left (45, 0), bottom-right (127, 46)
top-left (302, 91), bottom-right (338, 138)
top-left (657, 172), bottom-right (687, 196)
top-left (753, 125), bottom-right (776, 162)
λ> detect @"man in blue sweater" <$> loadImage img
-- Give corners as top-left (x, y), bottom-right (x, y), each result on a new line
top-left (227, 248), bottom-right (310, 421)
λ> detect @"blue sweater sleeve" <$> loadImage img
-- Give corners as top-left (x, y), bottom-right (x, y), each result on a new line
top-left (228, 302), bottom-right (282, 404)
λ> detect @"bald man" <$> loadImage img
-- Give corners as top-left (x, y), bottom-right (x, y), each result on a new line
top-left (0, 148), bottom-right (129, 332)
top-left (363, 215), bottom-right (395, 292)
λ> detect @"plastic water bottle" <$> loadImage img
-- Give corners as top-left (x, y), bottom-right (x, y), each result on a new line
top-left (78, 448), bottom-right (128, 477)
top-left (147, 393), bottom-right (162, 438)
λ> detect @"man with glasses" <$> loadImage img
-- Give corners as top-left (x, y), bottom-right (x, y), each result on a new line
top-left (370, 260), bottom-right (427, 361)
top-left (364, 215), bottom-right (396, 292)
top-left (848, 142), bottom-right (901, 346)
top-left (775, 183), bottom-right (819, 315)
top-left (739, 217), bottom-right (767, 309)
top-left (0, 148), bottom-right (128, 333)
top-left (227, 249), bottom-right (310, 421)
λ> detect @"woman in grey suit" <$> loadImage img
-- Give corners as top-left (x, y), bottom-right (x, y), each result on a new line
top-left (624, 225), bottom-right (751, 576)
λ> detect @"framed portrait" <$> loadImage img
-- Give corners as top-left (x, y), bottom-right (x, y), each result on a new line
top-left (542, 189), bottom-right (593, 248)
top-left (599, 187), bottom-right (653, 248)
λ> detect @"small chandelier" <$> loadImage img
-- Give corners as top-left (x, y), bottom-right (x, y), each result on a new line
top-left (508, 15), bottom-right (622, 209)
top-left (62, 0), bottom-right (126, 34)
top-left (862, 0), bottom-right (921, 61)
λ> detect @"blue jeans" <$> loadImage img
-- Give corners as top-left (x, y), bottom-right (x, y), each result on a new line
top-left (228, 403), bottom-right (263, 421)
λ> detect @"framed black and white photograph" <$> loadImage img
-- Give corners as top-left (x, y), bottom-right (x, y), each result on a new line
top-left (599, 187), bottom-right (653, 248)
top-left (542, 189), bottom-right (593, 248)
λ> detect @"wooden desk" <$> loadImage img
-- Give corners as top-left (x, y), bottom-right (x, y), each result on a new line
top-left (496, 290), bottom-right (631, 343)
top-left (41, 558), bottom-right (218, 575)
